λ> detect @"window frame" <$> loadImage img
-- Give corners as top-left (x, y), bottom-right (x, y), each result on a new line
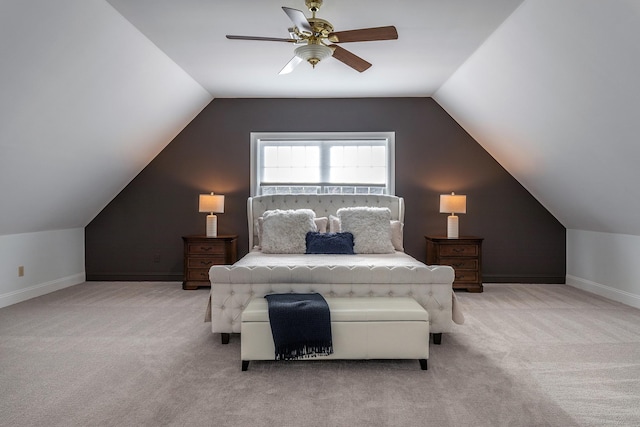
top-left (250, 131), bottom-right (395, 196)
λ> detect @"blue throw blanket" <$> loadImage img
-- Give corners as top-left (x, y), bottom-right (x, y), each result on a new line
top-left (264, 293), bottom-right (333, 360)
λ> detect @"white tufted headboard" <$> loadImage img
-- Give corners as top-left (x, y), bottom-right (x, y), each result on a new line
top-left (247, 194), bottom-right (404, 251)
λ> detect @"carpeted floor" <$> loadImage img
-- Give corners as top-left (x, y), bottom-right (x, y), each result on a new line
top-left (1, 282), bottom-right (639, 426)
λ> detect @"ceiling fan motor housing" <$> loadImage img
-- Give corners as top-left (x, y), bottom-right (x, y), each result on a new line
top-left (308, 18), bottom-right (334, 37)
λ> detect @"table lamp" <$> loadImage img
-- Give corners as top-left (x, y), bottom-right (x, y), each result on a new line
top-left (199, 193), bottom-right (225, 237)
top-left (439, 192), bottom-right (466, 239)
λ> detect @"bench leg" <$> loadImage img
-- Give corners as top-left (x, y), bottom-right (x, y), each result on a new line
top-left (242, 360), bottom-right (250, 371)
top-left (432, 333), bottom-right (442, 345)
top-left (221, 333), bottom-right (230, 344)
top-left (419, 359), bottom-right (428, 370)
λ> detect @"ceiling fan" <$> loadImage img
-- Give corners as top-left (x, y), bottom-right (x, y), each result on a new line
top-left (226, 0), bottom-right (398, 74)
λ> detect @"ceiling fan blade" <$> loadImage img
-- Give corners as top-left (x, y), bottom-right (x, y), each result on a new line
top-left (282, 7), bottom-right (313, 35)
top-left (279, 55), bottom-right (304, 75)
top-left (226, 35), bottom-right (296, 42)
top-left (328, 26), bottom-right (398, 43)
top-left (329, 45), bottom-right (372, 72)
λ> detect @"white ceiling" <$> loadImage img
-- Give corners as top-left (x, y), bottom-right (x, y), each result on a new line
top-left (105, 0), bottom-right (525, 97)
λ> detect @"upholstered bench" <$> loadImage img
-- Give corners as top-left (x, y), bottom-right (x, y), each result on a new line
top-left (240, 296), bottom-right (429, 371)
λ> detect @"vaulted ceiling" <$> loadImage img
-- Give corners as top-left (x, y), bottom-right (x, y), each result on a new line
top-left (105, 0), bottom-right (524, 97)
top-left (1, 0), bottom-right (639, 237)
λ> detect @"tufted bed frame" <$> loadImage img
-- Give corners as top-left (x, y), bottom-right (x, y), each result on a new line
top-left (206, 194), bottom-right (462, 344)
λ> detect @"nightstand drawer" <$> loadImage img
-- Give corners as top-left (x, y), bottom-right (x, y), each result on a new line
top-left (188, 242), bottom-right (225, 255)
top-left (187, 257), bottom-right (224, 269)
top-left (454, 270), bottom-right (479, 283)
top-left (440, 258), bottom-right (478, 270)
top-left (439, 245), bottom-right (478, 257)
top-left (187, 269), bottom-right (211, 281)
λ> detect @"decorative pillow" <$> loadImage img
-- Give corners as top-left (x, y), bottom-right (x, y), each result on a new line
top-left (329, 214), bottom-right (403, 252)
top-left (337, 207), bottom-right (395, 254)
top-left (315, 217), bottom-right (328, 233)
top-left (305, 232), bottom-right (354, 255)
top-left (254, 217), bottom-right (263, 249)
top-left (328, 215), bottom-right (341, 233)
top-left (390, 220), bottom-right (404, 252)
top-left (256, 215), bottom-right (327, 249)
top-left (261, 209), bottom-right (317, 253)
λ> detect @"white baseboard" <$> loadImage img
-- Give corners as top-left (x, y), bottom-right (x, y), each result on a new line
top-left (566, 274), bottom-right (640, 310)
top-left (0, 273), bottom-right (86, 309)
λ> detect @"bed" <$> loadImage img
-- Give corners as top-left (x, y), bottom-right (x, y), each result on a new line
top-left (206, 194), bottom-right (463, 344)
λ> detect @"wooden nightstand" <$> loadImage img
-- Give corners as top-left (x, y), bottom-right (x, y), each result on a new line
top-left (425, 236), bottom-right (483, 293)
top-left (182, 235), bottom-right (238, 290)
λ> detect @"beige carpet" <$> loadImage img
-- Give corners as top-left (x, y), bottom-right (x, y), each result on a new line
top-left (1, 282), bottom-right (639, 426)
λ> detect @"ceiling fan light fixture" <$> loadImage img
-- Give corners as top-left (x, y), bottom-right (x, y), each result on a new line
top-left (294, 43), bottom-right (333, 68)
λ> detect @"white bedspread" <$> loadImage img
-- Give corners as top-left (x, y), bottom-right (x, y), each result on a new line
top-left (236, 249), bottom-right (428, 268)
top-left (211, 250), bottom-right (455, 286)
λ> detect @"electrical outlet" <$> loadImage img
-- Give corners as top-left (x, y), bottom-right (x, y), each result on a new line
top-left (153, 254), bottom-right (161, 263)
top-left (18, 266), bottom-right (24, 277)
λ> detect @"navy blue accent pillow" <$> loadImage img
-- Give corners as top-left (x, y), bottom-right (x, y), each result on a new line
top-left (305, 232), bottom-right (355, 255)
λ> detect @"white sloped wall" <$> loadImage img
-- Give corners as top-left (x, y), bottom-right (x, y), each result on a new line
top-left (435, 0), bottom-right (640, 306)
top-left (0, 0), bottom-right (212, 306)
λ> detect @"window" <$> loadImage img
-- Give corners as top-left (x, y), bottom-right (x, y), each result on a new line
top-left (251, 132), bottom-right (395, 196)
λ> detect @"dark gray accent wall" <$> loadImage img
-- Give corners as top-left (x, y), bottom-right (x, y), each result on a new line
top-left (85, 98), bottom-right (565, 283)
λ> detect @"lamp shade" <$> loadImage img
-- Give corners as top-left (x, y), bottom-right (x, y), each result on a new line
top-left (439, 193), bottom-right (467, 214)
top-left (199, 193), bottom-right (225, 213)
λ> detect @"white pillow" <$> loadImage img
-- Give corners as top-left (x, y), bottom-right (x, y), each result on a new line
top-left (329, 215), bottom-right (403, 252)
top-left (315, 216), bottom-right (328, 233)
top-left (390, 220), bottom-right (404, 252)
top-left (254, 218), bottom-right (262, 249)
top-left (337, 207), bottom-right (395, 254)
top-left (329, 215), bottom-right (341, 233)
top-left (261, 209), bottom-right (317, 253)
top-left (256, 215), bottom-right (327, 249)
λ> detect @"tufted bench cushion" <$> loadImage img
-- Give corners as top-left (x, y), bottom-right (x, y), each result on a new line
top-left (241, 297), bottom-right (429, 370)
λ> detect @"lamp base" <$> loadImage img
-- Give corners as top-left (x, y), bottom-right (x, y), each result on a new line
top-left (447, 215), bottom-right (459, 239)
top-left (206, 214), bottom-right (218, 237)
